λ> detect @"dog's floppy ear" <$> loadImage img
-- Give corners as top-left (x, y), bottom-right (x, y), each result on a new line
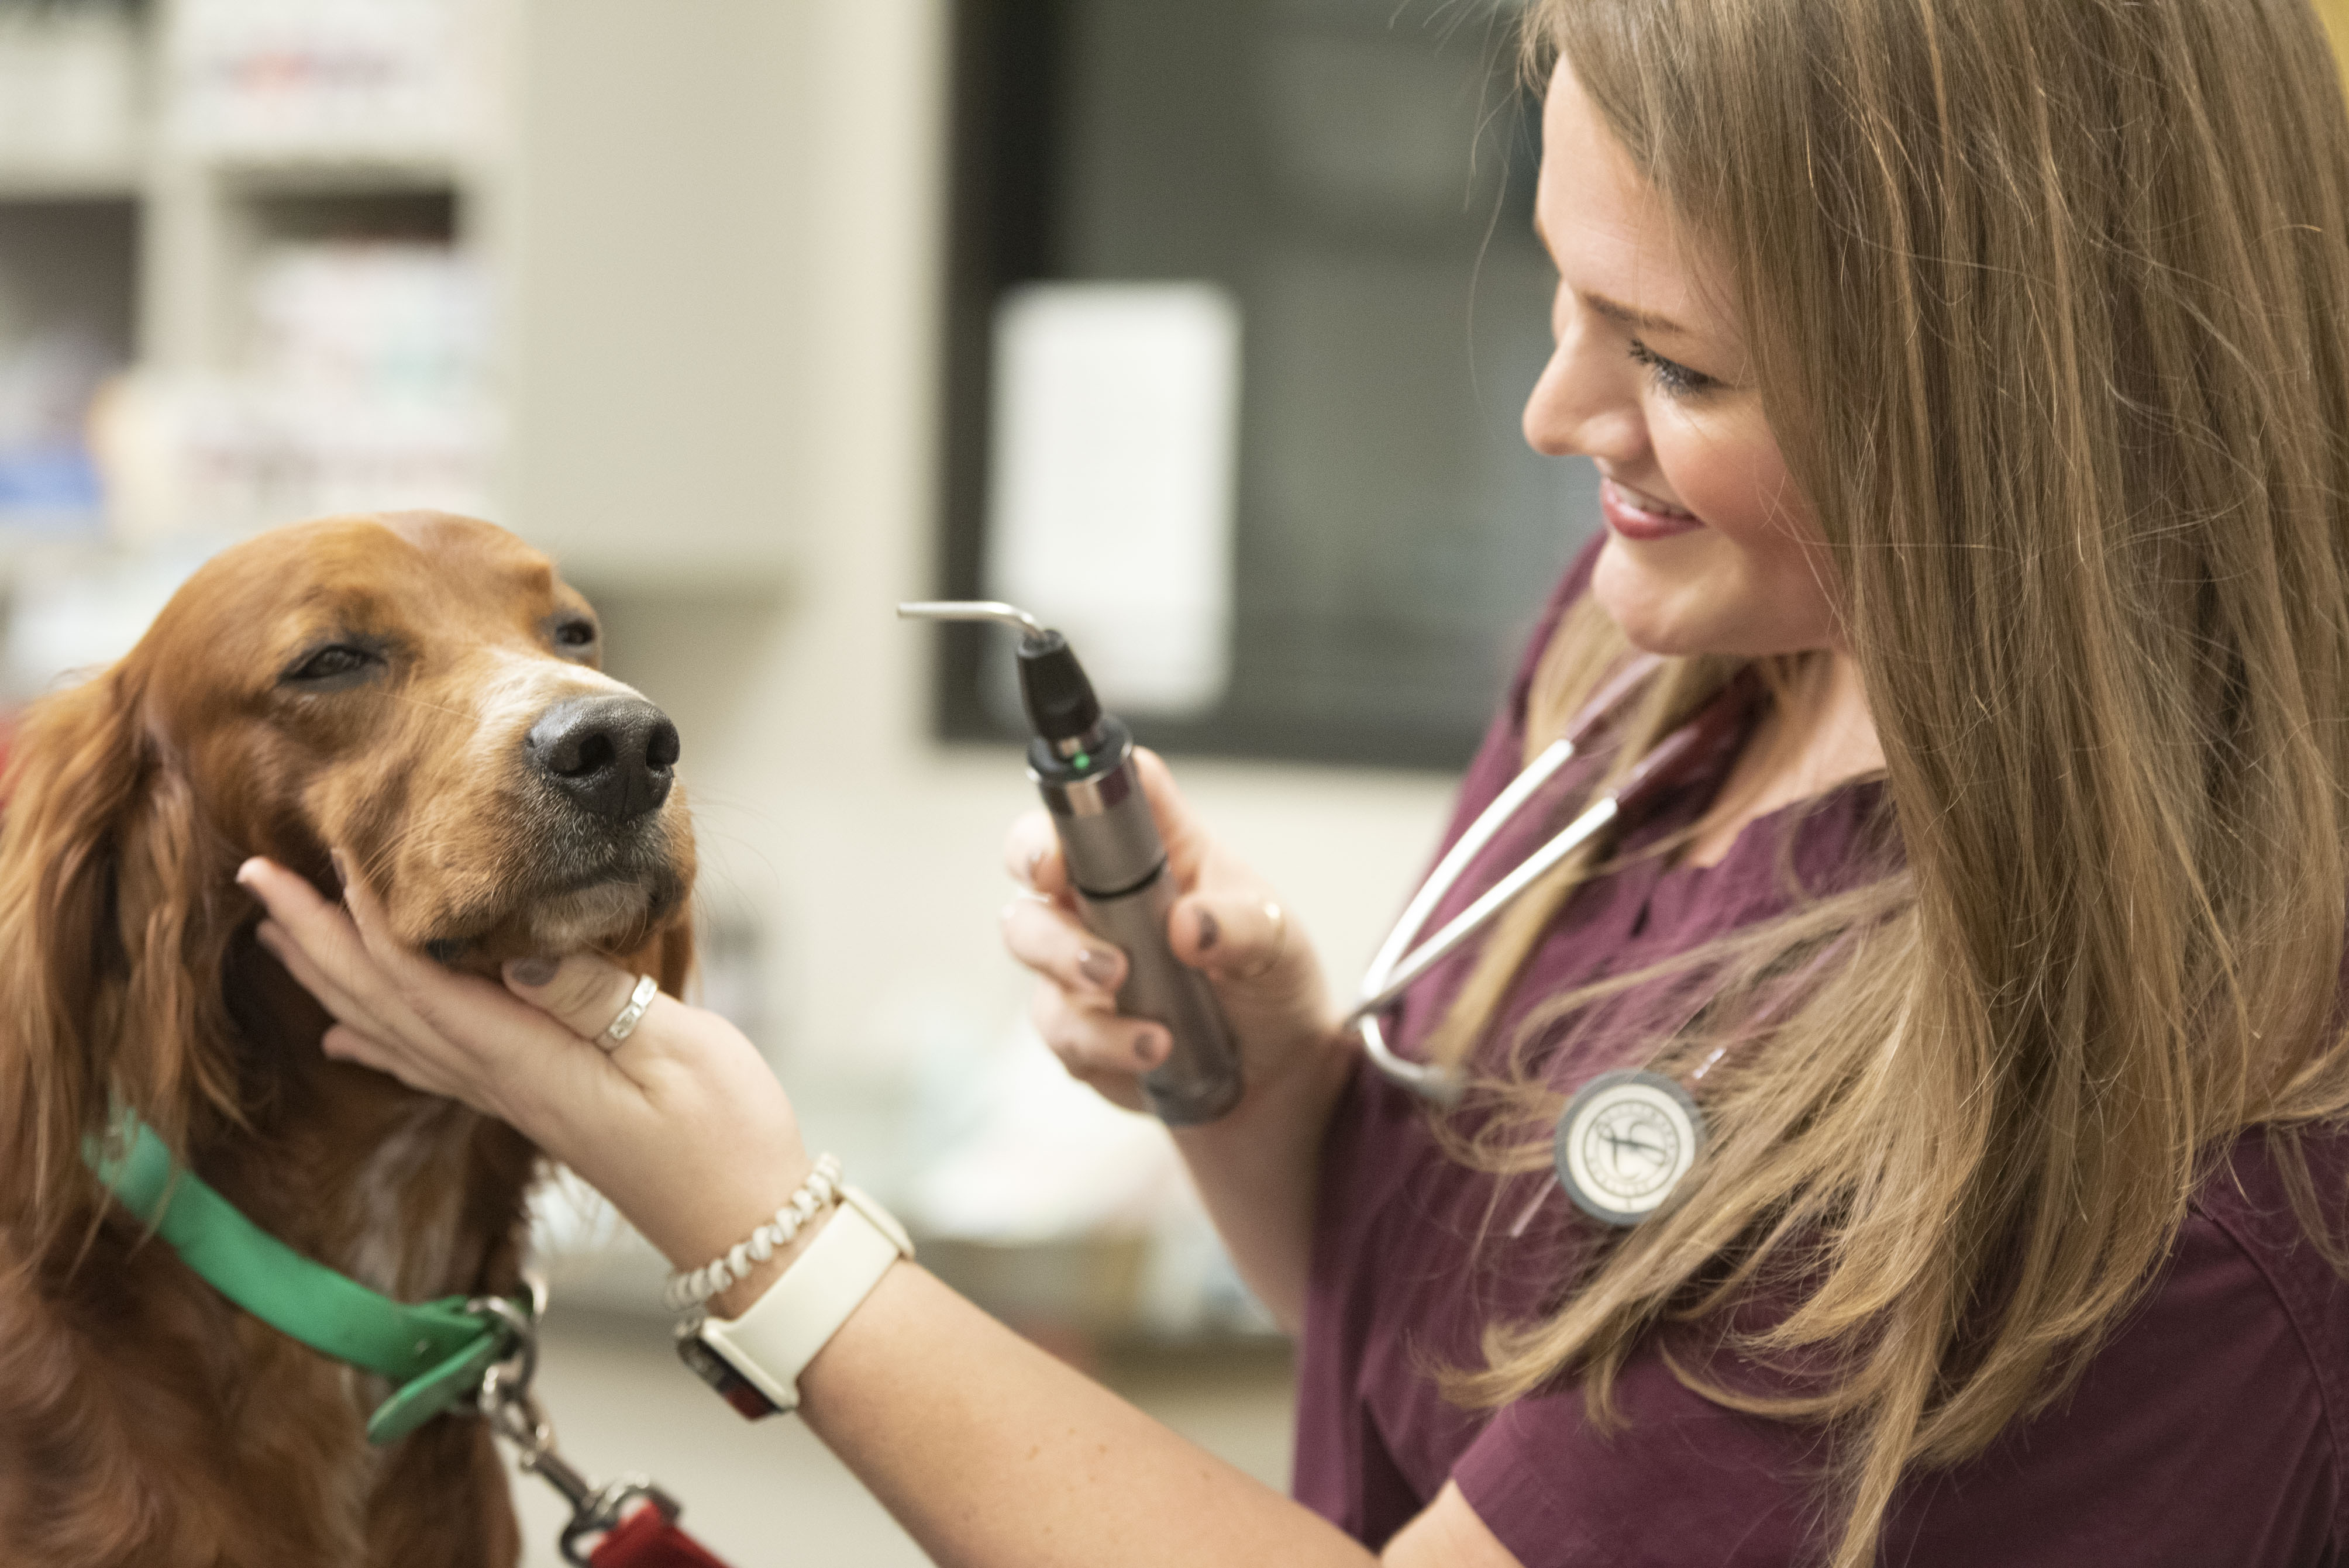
top-left (643, 908), bottom-right (697, 1002)
top-left (0, 666), bottom-right (240, 1260)
top-left (602, 901), bottom-right (697, 1008)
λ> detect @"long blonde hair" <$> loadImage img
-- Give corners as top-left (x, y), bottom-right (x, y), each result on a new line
top-left (1435, 2), bottom-right (2349, 1561)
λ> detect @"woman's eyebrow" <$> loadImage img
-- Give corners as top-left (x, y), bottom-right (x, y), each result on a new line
top-left (1532, 210), bottom-right (1698, 337)
top-left (1584, 291), bottom-right (1690, 336)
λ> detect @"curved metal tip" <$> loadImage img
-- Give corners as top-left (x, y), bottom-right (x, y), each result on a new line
top-left (896, 600), bottom-right (1049, 638)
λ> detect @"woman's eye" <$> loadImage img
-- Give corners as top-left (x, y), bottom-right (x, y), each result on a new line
top-left (1628, 338), bottom-right (1717, 398)
top-left (286, 645), bottom-right (376, 683)
top-left (555, 620), bottom-right (597, 649)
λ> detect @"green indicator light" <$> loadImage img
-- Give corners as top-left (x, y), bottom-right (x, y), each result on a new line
top-left (1073, 752), bottom-right (1092, 770)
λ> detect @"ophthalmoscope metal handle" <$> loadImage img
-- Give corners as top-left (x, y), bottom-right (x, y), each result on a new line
top-left (898, 601), bottom-right (1244, 1125)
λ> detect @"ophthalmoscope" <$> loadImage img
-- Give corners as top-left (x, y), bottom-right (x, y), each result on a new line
top-left (899, 601), bottom-right (1244, 1125)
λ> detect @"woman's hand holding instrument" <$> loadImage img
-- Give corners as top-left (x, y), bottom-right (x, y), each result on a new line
top-left (999, 749), bottom-right (1355, 1330)
top-left (998, 746), bottom-right (1341, 1121)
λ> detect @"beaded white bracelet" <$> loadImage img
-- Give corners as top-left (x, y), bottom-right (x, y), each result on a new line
top-left (663, 1153), bottom-right (845, 1313)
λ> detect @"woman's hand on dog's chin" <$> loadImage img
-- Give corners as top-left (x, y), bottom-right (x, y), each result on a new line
top-left (237, 855), bottom-right (815, 1307)
top-left (493, 943), bottom-right (821, 1309)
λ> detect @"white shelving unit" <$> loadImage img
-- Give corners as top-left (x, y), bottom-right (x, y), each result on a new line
top-left (0, 2), bottom-right (144, 199)
top-left (0, 0), bottom-right (800, 697)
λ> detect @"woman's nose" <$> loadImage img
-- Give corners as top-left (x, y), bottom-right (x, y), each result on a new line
top-left (1523, 323), bottom-right (1645, 468)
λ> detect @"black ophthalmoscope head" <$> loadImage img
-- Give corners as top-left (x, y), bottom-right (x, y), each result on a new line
top-left (895, 601), bottom-right (1115, 770)
top-left (1013, 629), bottom-right (1102, 747)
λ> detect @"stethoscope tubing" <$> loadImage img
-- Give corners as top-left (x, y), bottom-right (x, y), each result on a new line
top-left (1353, 790), bottom-right (1622, 1105)
top-left (1353, 657), bottom-right (1760, 1104)
top-left (1352, 789), bottom-right (1623, 1025)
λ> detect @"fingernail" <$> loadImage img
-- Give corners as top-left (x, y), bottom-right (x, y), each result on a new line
top-left (1077, 949), bottom-right (1121, 990)
top-left (1025, 846), bottom-right (1046, 881)
top-left (328, 850), bottom-right (348, 888)
top-left (1195, 908), bottom-right (1220, 952)
top-left (1134, 1031), bottom-right (1166, 1067)
top-left (508, 956), bottom-right (559, 987)
top-left (235, 858), bottom-right (261, 888)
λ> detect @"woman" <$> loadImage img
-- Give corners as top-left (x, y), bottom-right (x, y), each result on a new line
top-left (244, 0), bottom-right (2349, 1562)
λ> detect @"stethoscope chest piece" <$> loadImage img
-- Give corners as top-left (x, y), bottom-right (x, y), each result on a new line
top-left (1553, 1069), bottom-right (1706, 1226)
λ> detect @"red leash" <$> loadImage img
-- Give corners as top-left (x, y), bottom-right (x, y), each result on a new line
top-left (473, 1293), bottom-right (739, 1567)
top-left (494, 1377), bottom-right (739, 1566)
top-left (589, 1502), bottom-right (731, 1568)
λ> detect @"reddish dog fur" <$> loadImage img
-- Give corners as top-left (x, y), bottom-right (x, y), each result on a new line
top-left (0, 513), bottom-right (695, 1566)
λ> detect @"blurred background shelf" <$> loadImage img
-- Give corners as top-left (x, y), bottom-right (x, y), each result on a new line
top-left (0, 0), bottom-right (801, 595)
top-left (0, 162), bottom-right (142, 197)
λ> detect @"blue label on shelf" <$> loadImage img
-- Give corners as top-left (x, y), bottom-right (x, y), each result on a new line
top-left (0, 444), bottom-right (104, 529)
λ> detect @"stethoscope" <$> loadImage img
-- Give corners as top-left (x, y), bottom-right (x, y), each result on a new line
top-left (1344, 656), bottom-right (1765, 1226)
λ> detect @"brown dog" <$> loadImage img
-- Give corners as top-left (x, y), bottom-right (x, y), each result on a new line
top-left (0, 512), bottom-right (696, 1566)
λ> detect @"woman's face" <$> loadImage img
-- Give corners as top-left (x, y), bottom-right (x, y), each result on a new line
top-left (1525, 60), bottom-right (1838, 657)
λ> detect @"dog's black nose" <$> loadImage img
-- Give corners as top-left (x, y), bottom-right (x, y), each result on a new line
top-left (526, 695), bottom-right (680, 822)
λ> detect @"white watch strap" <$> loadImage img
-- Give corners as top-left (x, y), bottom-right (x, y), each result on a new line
top-left (698, 1186), bottom-right (913, 1414)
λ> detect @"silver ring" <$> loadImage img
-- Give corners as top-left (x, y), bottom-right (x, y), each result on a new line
top-left (1234, 901), bottom-right (1288, 982)
top-left (601, 975), bottom-right (659, 1047)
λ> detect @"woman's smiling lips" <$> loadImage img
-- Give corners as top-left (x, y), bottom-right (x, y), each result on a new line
top-left (1600, 477), bottom-right (1706, 540)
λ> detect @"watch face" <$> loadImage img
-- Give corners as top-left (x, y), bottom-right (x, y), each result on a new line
top-left (1554, 1069), bottom-right (1706, 1226)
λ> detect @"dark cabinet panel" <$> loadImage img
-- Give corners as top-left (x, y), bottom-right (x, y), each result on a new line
top-left (938, 0), bottom-right (1599, 769)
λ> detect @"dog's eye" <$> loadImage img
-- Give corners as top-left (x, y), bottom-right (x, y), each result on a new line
top-left (554, 620), bottom-right (597, 649)
top-left (285, 645), bottom-right (378, 684)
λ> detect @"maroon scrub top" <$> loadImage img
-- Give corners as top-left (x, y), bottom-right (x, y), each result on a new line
top-left (1293, 542), bottom-right (2349, 1564)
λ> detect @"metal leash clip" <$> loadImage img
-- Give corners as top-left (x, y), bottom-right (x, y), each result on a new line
top-left (469, 1287), bottom-right (685, 1567)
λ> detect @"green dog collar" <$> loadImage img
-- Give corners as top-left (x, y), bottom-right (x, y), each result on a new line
top-left (85, 1117), bottom-right (528, 1445)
